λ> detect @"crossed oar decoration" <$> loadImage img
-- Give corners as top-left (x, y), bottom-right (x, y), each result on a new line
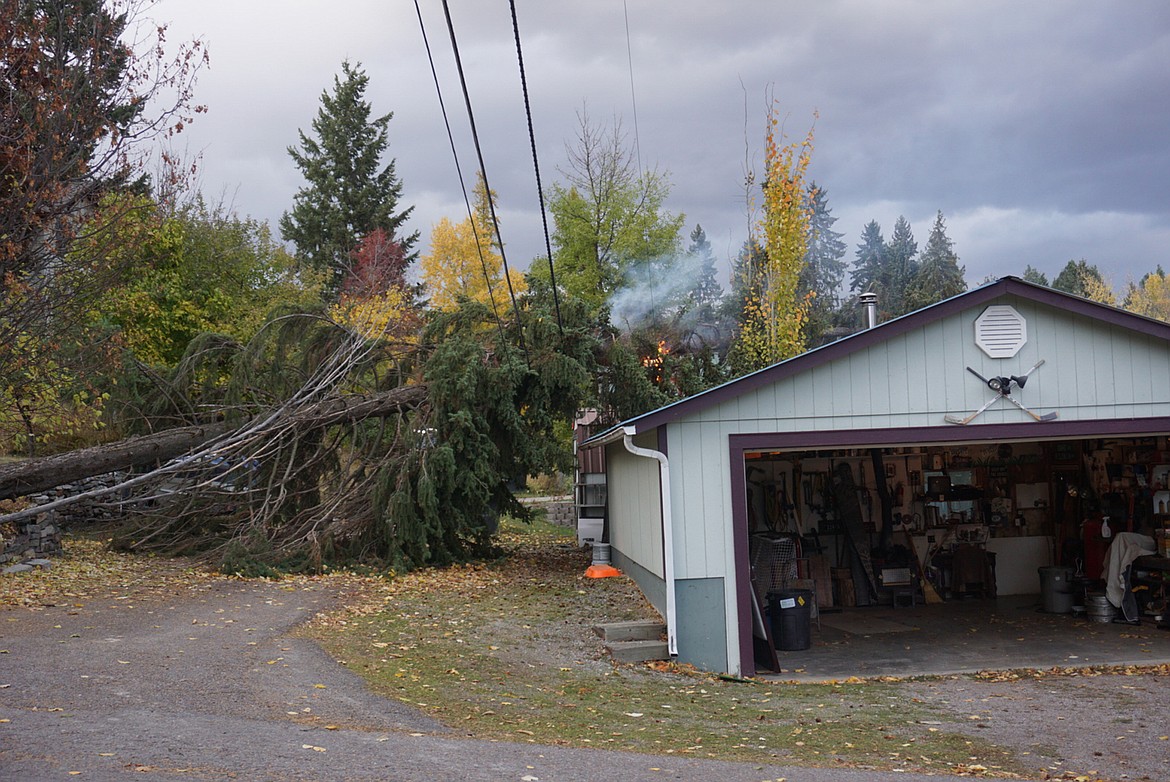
top-left (944, 359), bottom-right (1058, 425)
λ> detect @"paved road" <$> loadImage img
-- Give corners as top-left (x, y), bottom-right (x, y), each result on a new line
top-left (0, 579), bottom-right (970, 781)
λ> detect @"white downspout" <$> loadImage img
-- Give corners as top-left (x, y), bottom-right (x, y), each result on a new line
top-left (622, 432), bottom-right (678, 657)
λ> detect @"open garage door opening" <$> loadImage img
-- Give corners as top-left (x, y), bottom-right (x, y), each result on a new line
top-left (740, 435), bottom-right (1170, 674)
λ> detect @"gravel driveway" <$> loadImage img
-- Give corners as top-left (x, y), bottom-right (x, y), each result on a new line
top-left (1, 577), bottom-right (973, 782)
top-left (905, 671), bottom-right (1170, 781)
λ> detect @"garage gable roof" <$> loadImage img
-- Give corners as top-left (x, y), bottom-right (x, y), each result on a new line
top-left (588, 276), bottom-right (1170, 443)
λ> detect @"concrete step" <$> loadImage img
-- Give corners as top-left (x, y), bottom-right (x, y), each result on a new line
top-left (605, 639), bottom-right (669, 663)
top-left (593, 620), bottom-right (666, 642)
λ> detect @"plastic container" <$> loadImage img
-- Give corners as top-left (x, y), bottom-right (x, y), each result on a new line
top-left (768, 589), bottom-right (813, 651)
top-left (1038, 566), bottom-right (1074, 614)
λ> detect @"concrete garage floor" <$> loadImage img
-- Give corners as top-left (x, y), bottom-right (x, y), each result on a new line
top-left (764, 594), bottom-right (1170, 681)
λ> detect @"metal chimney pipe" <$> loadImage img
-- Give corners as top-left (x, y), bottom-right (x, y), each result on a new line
top-left (859, 291), bottom-right (878, 329)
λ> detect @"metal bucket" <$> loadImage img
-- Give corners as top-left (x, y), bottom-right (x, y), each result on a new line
top-left (1085, 591), bottom-right (1115, 623)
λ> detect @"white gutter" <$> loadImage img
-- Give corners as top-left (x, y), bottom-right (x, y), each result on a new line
top-left (621, 431), bottom-right (679, 658)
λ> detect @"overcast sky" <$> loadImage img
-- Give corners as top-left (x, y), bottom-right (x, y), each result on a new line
top-left (154, 0), bottom-right (1170, 294)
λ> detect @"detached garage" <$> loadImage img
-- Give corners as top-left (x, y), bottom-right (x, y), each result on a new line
top-left (584, 276), bottom-right (1170, 676)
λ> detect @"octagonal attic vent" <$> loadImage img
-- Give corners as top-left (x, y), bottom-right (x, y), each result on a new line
top-left (975, 305), bottom-right (1026, 358)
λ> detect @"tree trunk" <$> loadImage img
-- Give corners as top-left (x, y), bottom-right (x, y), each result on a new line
top-left (0, 385), bottom-right (428, 502)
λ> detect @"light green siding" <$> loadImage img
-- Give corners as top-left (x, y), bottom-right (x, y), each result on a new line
top-left (605, 432), bottom-right (664, 579)
top-left (685, 298), bottom-right (1170, 437)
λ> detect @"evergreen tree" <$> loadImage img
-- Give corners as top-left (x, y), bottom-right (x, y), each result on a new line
top-left (1022, 265), bottom-right (1049, 286)
top-left (1053, 259), bottom-right (1105, 297)
top-left (280, 61), bottom-right (417, 298)
top-left (850, 220), bottom-right (886, 295)
top-left (799, 183), bottom-right (847, 345)
top-left (905, 211), bottom-right (966, 312)
top-left (884, 215), bottom-right (919, 317)
top-left (686, 224), bottom-right (723, 336)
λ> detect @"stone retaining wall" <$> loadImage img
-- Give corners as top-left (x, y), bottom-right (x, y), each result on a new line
top-left (1, 472), bottom-right (126, 567)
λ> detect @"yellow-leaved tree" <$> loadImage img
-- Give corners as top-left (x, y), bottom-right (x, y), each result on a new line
top-left (730, 106), bottom-right (816, 373)
top-left (420, 174), bottom-right (525, 312)
top-left (1124, 268), bottom-right (1170, 321)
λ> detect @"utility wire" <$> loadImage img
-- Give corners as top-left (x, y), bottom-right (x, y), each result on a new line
top-left (440, 0), bottom-right (528, 360)
top-left (623, 0), bottom-right (642, 174)
top-left (508, 0), bottom-right (563, 338)
top-left (412, 0), bottom-right (508, 348)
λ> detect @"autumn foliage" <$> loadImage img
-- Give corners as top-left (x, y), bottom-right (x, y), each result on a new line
top-left (0, 0), bottom-right (205, 454)
top-left (331, 229), bottom-right (421, 343)
top-left (730, 106), bottom-right (816, 372)
top-left (420, 175), bottom-right (526, 313)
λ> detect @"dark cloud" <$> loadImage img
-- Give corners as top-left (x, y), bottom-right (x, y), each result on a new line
top-left (158, 0), bottom-right (1170, 290)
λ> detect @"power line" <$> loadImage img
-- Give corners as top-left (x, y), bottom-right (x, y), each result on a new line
top-left (440, 0), bottom-right (528, 360)
top-left (412, 0), bottom-right (508, 347)
top-left (623, 0), bottom-right (642, 174)
top-left (508, 0), bottom-right (563, 338)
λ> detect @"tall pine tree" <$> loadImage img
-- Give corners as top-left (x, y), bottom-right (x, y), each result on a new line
top-left (884, 215), bottom-right (919, 317)
top-left (281, 61), bottom-right (417, 298)
top-left (1022, 265), bottom-right (1049, 286)
top-left (686, 224), bottom-right (723, 332)
top-left (905, 211), bottom-right (966, 311)
top-left (1053, 259), bottom-right (1106, 297)
top-left (850, 220), bottom-right (886, 296)
top-left (799, 183), bottom-right (847, 345)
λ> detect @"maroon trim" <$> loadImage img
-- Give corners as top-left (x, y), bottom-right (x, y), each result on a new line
top-left (595, 277), bottom-right (1170, 441)
top-left (732, 417), bottom-right (1170, 451)
top-left (657, 426), bottom-right (668, 457)
top-left (731, 415), bottom-right (1170, 677)
top-left (729, 447), bottom-right (753, 676)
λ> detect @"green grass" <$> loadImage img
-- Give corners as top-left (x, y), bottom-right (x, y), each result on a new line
top-left (304, 518), bottom-right (1025, 776)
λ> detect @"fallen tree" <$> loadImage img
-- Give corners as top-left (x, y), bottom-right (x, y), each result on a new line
top-left (0, 384), bottom-right (428, 517)
top-left (0, 422), bottom-right (232, 502)
top-left (2, 288), bottom-right (596, 572)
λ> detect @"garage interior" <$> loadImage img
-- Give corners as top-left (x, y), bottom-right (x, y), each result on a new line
top-left (744, 435), bottom-right (1170, 677)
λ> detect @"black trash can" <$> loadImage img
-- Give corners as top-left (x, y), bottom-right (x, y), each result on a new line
top-left (1038, 566), bottom-right (1074, 614)
top-left (768, 589), bottom-right (813, 651)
